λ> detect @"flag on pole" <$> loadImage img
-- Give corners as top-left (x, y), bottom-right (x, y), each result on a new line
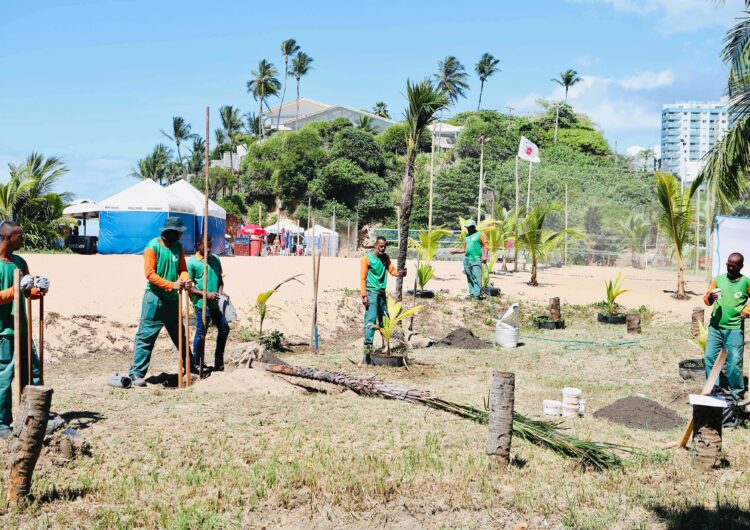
top-left (518, 136), bottom-right (541, 163)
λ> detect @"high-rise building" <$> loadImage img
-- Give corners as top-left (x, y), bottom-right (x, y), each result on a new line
top-left (660, 100), bottom-right (729, 184)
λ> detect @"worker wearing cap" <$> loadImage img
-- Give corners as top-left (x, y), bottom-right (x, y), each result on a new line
top-left (360, 236), bottom-right (406, 363)
top-left (188, 236), bottom-right (229, 372)
top-left (450, 220), bottom-right (489, 299)
top-left (704, 252), bottom-right (750, 398)
top-left (129, 217), bottom-right (194, 387)
top-left (0, 221), bottom-right (47, 437)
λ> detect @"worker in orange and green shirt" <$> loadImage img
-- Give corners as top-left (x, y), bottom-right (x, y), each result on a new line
top-left (128, 217), bottom-right (194, 387)
top-left (360, 236), bottom-right (406, 363)
top-left (0, 221), bottom-right (48, 437)
top-left (450, 219), bottom-right (489, 299)
top-left (704, 252), bottom-right (750, 398)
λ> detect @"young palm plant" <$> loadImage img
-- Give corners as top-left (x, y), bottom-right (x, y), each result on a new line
top-left (255, 275), bottom-right (303, 335)
top-left (410, 227), bottom-right (450, 291)
top-left (480, 219), bottom-right (506, 288)
top-left (394, 80), bottom-right (449, 300)
top-left (372, 297), bottom-right (423, 355)
top-left (656, 172), bottom-right (693, 299)
top-left (604, 272), bottom-right (629, 316)
top-left (516, 204), bottom-right (581, 286)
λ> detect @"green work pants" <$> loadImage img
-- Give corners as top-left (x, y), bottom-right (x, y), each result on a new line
top-left (363, 291), bottom-right (387, 346)
top-left (0, 335), bottom-right (41, 429)
top-left (130, 291), bottom-right (192, 379)
top-left (463, 258), bottom-right (482, 298)
top-left (705, 325), bottom-right (745, 396)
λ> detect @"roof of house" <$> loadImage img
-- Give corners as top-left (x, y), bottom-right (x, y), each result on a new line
top-left (282, 103), bottom-right (398, 126)
top-left (262, 97), bottom-right (331, 117)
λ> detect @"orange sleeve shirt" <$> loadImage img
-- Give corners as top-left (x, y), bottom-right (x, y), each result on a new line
top-left (359, 254), bottom-right (399, 296)
top-left (462, 233), bottom-right (489, 251)
top-left (144, 246), bottom-right (189, 292)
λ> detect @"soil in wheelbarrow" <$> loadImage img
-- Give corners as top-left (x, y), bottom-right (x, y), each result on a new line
top-left (594, 396), bottom-right (683, 431)
top-left (435, 327), bottom-right (491, 349)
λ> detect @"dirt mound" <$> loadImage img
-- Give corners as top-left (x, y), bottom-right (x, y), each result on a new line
top-left (594, 396), bottom-right (683, 431)
top-left (192, 367), bottom-right (303, 395)
top-left (44, 313), bottom-right (134, 361)
top-left (436, 328), bottom-right (491, 349)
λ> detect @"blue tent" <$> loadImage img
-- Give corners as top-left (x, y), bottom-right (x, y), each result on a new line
top-left (167, 180), bottom-right (226, 255)
top-left (98, 180), bottom-right (196, 254)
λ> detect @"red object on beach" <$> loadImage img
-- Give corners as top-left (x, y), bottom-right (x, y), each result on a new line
top-left (239, 224), bottom-right (267, 236)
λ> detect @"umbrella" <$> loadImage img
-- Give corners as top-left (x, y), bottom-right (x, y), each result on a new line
top-left (239, 224), bottom-right (267, 236)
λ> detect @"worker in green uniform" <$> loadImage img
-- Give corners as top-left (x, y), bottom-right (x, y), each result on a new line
top-left (0, 221), bottom-right (47, 437)
top-left (359, 236), bottom-right (406, 363)
top-left (128, 217), bottom-right (194, 387)
top-left (704, 252), bottom-right (750, 398)
top-left (450, 220), bottom-right (489, 299)
top-left (188, 236), bottom-right (229, 372)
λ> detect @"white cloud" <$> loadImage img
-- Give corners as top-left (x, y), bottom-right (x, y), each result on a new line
top-left (568, 0), bottom-right (746, 33)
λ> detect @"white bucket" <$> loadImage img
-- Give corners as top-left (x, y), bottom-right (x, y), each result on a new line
top-left (578, 399), bottom-right (587, 417)
top-left (495, 321), bottom-right (518, 349)
top-left (543, 400), bottom-right (562, 417)
top-left (562, 387), bottom-right (582, 407)
top-left (562, 404), bottom-right (580, 417)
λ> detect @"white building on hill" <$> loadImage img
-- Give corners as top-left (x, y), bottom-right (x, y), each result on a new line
top-left (263, 98), bottom-right (397, 133)
top-left (428, 122), bottom-right (464, 149)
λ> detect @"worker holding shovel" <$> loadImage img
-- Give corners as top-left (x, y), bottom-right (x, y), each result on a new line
top-left (128, 217), bottom-right (193, 387)
top-left (450, 220), bottom-right (488, 300)
top-left (0, 221), bottom-right (48, 437)
top-left (360, 236), bottom-right (406, 363)
top-left (188, 236), bottom-right (229, 372)
top-left (703, 252), bottom-right (750, 407)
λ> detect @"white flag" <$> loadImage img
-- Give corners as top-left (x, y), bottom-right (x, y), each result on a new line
top-left (518, 136), bottom-right (541, 163)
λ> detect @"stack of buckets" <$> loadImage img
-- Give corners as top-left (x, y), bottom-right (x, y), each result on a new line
top-left (543, 387), bottom-right (586, 418)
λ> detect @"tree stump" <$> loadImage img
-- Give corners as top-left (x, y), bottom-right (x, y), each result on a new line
top-left (7, 386), bottom-right (53, 505)
top-left (549, 297), bottom-right (561, 322)
top-left (487, 371), bottom-right (515, 469)
top-left (691, 307), bottom-right (705, 337)
top-left (626, 313), bottom-right (641, 334)
top-left (693, 404), bottom-right (723, 470)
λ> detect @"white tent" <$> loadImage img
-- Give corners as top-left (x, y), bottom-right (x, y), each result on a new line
top-left (265, 219), bottom-right (304, 234)
top-left (304, 225), bottom-right (339, 256)
top-left (304, 224), bottom-right (337, 236)
top-left (167, 180), bottom-right (226, 220)
top-left (98, 179), bottom-right (196, 254)
top-left (63, 199), bottom-right (100, 217)
top-left (712, 216), bottom-right (750, 276)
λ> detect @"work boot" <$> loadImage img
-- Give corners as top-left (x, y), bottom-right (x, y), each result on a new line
top-left (362, 345), bottom-right (373, 365)
top-left (131, 376), bottom-right (147, 387)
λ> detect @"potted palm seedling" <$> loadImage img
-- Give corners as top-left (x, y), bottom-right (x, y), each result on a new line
top-left (408, 227), bottom-right (449, 298)
top-left (597, 273), bottom-right (628, 324)
top-left (370, 297), bottom-right (422, 367)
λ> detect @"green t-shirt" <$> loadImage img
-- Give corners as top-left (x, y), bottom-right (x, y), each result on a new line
top-left (366, 252), bottom-right (390, 293)
top-left (710, 273), bottom-right (750, 330)
top-left (188, 253), bottom-right (223, 309)
top-left (0, 255), bottom-right (29, 336)
top-left (144, 237), bottom-right (183, 301)
top-left (465, 232), bottom-right (483, 261)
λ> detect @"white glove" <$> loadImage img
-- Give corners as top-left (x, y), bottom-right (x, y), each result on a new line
top-left (20, 275), bottom-right (35, 291)
top-left (34, 276), bottom-right (50, 292)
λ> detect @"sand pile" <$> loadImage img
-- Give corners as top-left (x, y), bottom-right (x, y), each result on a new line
top-left (594, 396), bottom-right (683, 431)
top-left (43, 313), bottom-right (135, 361)
top-left (436, 328), bottom-right (491, 349)
top-left (192, 367), bottom-right (303, 395)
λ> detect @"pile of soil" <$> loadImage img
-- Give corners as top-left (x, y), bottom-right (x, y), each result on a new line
top-left (594, 396), bottom-right (683, 431)
top-left (193, 367), bottom-right (303, 396)
top-left (436, 328), bottom-right (491, 349)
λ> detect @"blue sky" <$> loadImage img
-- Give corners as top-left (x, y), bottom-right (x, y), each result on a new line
top-left (0, 0), bottom-right (746, 200)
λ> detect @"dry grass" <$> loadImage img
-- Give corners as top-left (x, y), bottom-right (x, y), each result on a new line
top-left (0, 292), bottom-right (749, 529)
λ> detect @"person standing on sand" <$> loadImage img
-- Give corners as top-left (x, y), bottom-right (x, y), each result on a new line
top-left (360, 236), bottom-right (406, 364)
top-left (128, 217), bottom-right (194, 387)
top-left (450, 220), bottom-right (488, 300)
top-left (704, 252), bottom-right (750, 402)
top-left (0, 221), bottom-right (48, 437)
top-left (188, 236), bottom-right (229, 372)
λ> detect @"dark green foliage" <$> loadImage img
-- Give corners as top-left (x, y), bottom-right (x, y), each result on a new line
top-left (433, 159), bottom-right (480, 227)
top-left (303, 117), bottom-right (353, 146)
top-left (376, 124), bottom-right (431, 155)
top-left (217, 194), bottom-right (248, 217)
top-left (330, 127), bottom-right (386, 174)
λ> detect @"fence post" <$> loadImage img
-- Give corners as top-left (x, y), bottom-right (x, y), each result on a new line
top-left (487, 371), bottom-right (515, 469)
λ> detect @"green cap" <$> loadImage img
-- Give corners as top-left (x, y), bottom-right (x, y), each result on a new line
top-left (160, 217), bottom-right (188, 233)
top-left (464, 219), bottom-right (477, 228)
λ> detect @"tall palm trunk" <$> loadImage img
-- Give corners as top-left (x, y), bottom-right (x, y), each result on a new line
top-left (530, 251), bottom-right (538, 286)
top-left (295, 80), bottom-right (301, 131)
top-left (259, 98), bottom-right (264, 140)
top-left (477, 79), bottom-right (485, 111)
top-left (395, 152), bottom-right (417, 300)
top-left (176, 142), bottom-right (185, 179)
top-left (676, 248), bottom-right (686, 298)
top-left (277, 60), bottom-right (290, 131)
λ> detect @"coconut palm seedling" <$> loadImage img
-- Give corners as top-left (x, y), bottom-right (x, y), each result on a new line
top-left (372, 297), bottom-right (423, 355)
top-left (604, 272), bottom-right (629, 316)
top-left (656, 172), bottom-right (693, 299)
top-left (256, 274), bottom-right (303, 335)
top-left (480, 219), bottom-right (508, 288)
top-left (410, 227), bottom-right (450, 291)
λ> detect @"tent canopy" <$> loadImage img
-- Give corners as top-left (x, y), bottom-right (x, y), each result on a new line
top-left (100, 179), bottom-right (194, 214)
top-left (712, 216), bottom-right (750, 276)
top-left (304, 224), bottom-right (337, 236)
top-left (63, 199), bottom-right (100, 218)
top-left (265, 219), bottom-right (304, 234)
top-left (167, 180), bottom-right (226, 220)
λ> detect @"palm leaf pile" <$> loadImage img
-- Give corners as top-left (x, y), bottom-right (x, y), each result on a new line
top-left (267, 363), bottom-right (628, 470)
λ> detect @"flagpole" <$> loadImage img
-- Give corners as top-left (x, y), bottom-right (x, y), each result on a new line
top-left (514, 155), bottom-right (520, 212)
top-left (564, 182), bottom-right (568, 266)
top-left (428, 128), bottom-right (435, 233)
top-left (477, 136), bottom-right (485, 222)
top-left (526, 160), bottom-right (533, 211)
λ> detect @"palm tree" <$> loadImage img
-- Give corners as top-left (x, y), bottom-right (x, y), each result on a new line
top-left (131, 144), bottom-right (172, 185)
top-left (187, 137), bottom-right (206, 176)
top-left (656, 172), bottom-right (693, 299)
top-left (161, 116), bottom-right (196, 180)
top-left (219, 105), bottom-right (243, 172)
top-left (618, 213), bottom-right (650, 268)
top-left (433, 56), bottom-right (469, 105)
top-left (394, 79), bottom-right (449, 300)
top-left (290, 52), bottom-right (314, 131)
top-left (244, 112), bottom-right (261, 136)
top-left (373, 102), bottom-right (390, 119)
top-left (516, 203), bottom-right (580, 286)
top-left (552, 69), bottom-right (582, 102)
top-left (475, 53), bottom-right (500, 111)
top-left (276, 39), bottom-right (301, 131)
top-left (247, 59), bottom-right (281, 140)
top-left (358, 115), bottom-right (376, 133)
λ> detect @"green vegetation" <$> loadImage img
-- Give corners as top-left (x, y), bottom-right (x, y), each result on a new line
top-left (603, 272), bottom-right (629, 316)
top-left (372, 297), bottom-right (422, 354)
top-left (656, 172), bottom-right (693, 298)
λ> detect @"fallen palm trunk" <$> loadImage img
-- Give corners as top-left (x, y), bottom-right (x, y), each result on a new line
top-left (266, 364), bottom-right (627, 470)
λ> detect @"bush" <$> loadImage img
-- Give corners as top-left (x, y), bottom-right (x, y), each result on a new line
top-left (331, 127), bottom-right (386, 175)
top-left (376, 123), bottom-right (431, 156)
